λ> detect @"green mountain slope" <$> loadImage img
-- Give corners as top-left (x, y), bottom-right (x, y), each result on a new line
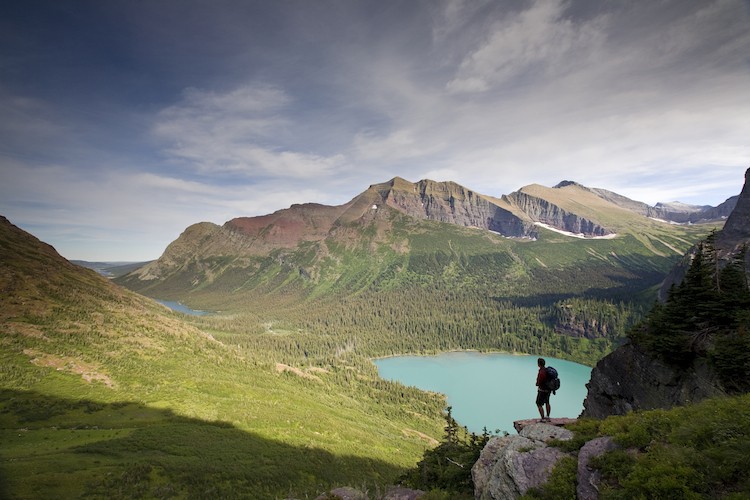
top-left (0, 216), bottom-right (445, 498)
top-left (116, 179), bottom-right (720, 365)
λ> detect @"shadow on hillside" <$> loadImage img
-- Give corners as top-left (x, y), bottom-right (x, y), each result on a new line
top-left (0, 389), bottom-right (405, 499)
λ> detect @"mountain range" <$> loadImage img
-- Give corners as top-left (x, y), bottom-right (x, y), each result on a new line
top-left (118, 177), bottom-right (728, 317)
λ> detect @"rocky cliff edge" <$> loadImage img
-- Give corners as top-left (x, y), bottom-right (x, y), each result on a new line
top-left (472, 419), bottom-right (616, 500)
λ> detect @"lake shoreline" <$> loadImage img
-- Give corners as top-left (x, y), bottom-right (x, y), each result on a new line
top-left (374, 351), bottom-right (592, 434)
top-left (370, 348), bottom-right (532, 362)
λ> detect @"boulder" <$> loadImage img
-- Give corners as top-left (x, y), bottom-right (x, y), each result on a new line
top-left (472, 424), bottom-right (570, 499)
top-left (315, 487), bottom-right (367, 500)
top-left (513, 418), bottom-right (577, 435)
top-left (382, 486), bottom-right (425, 499)
top-left (577, 436), bottom-right (618, 500)
top-left (581, 342), bottom-right (724, 419)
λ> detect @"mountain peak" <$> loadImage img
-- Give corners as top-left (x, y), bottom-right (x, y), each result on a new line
top-left (553, 180), bottom-right (586, 189)
top-left (717, 167), bottom-right (750, 249)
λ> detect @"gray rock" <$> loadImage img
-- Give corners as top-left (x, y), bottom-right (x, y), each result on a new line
top-left (519, 422), bottom-right (574, 443)
top-left (505, 190), bottom-right (610, 237)
top-left (473, 433), bottom-right (567, 499)
top-left (511, 446), bottom-right (568, 496)
top-left (581, 342), bottom-right (724, 419)
top-left (378, 178), bottom-right (533, 237)
top-left (577, 436), bottom-right (618, 500)
top-left (382, 486), bottom-right (425, 499)
top-left (316, 486), bottom-right (367, 500)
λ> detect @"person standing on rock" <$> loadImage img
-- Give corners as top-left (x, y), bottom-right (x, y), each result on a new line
top-left (536, 357), bottom-right (551, 422)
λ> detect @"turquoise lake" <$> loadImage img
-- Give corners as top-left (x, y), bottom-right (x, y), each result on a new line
top-left (374, 352), bottom-right (592, 435)
top-left (155, 300), bottom-right (208, 316)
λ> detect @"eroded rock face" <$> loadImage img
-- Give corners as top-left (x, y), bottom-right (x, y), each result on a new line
top-left (717, 168), bottom-right (750, 253)
top-left (581, 342), bottom-right (724, 419)
top-left (375, 178), bottom-right (533, 237)
top-left (505, 191), bottom-right (610, 237)
top-left (472, 423), bottom-right (572, 499)
top-left (473, 421), bottom-right (625, 500)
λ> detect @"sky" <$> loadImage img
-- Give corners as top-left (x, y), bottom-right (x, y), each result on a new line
top-left (1, 0), bottom-right (749, 261)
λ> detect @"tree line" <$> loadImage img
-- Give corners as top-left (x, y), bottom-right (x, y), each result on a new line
top-left (632, 231), bottom-right (750, 392)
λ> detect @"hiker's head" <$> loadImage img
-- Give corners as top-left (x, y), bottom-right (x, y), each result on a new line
top-left (538, 358), bottom-right (545, 367)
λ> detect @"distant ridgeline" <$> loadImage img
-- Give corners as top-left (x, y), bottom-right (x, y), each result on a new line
top-left (116, 177), bottom-right (730, 366)
top-left (584, 168), bottom-right (750, 418)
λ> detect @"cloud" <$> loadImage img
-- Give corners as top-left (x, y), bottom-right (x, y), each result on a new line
top-left (446, 0), bottom-right (606, 93)
top-left (2, 0), bottom-right (749, 260)
top-left (154, 84), bottom-right (346, 179)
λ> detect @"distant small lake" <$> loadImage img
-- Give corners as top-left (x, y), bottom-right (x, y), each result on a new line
top-left (374, 351), bottom-right (591, 435)
top-left (155, 300), bottom-right (209, 316)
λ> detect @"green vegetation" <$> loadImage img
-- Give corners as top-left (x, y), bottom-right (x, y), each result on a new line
top-left (529, 394), bottom-right (750, 499)
top-left (399, 407), bottom-right (490, 497)
top-left (122, 212), bottom-right (718, 368)
top-left (0, 390), bottom-right (413, 498)
top-left (0, 218), bottom-right (446, 498)
top-left (632, 232), bottom-right (750, 391)
top-left (523, 456), bottom-right (578, 500)
top-left (0, 203), bottom-right (729, 498)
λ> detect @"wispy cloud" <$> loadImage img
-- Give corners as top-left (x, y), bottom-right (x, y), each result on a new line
top-left (154, 85), bottom-right (346, 178)
top-left (446, 0), bottom-right (606, 93)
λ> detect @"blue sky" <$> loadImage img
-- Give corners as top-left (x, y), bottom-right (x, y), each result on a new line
top-left (1, 0), bottom-right (749, 261)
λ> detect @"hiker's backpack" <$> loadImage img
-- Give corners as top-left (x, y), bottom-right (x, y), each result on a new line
top-left (545, 366), bottom-right (560, 394)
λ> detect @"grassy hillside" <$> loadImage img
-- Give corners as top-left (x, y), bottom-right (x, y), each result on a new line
top-left (527, 393), bottom-right (750, 499)
top-left (0, 216), bottom-right (445, 498)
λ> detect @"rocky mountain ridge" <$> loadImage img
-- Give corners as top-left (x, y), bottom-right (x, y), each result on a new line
top-left (127, 176), bottom-right (733, 286)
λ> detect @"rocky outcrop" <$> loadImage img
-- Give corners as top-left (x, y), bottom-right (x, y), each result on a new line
top-left (370, 178), bottom-right (534, 237)
top-left (472, 420), bottom-right (623, 500)
top-left (659, 167), bottom-right (750, 300)
top-left (472, 423), bottom-right (573, 499)
top-left (577, 437), bottom-right (617, 500)
top-left (581, 342), bottom-right (725, 419)
top-left (505, 190), bottom-right (610, 237)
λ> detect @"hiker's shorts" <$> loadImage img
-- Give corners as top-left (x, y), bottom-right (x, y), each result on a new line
top-left (536, 390), bottom-right (551, 406)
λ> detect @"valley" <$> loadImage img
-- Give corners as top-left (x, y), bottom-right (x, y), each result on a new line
top-left (0, 215), bottom-right (445, 498)
top-left (117, 178), bottom-right (723, 367)
top-left (0, 176), bottom-right (733, 498)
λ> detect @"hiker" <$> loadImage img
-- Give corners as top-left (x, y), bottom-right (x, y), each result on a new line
top-left (536, 357), bottom-right (551, 422)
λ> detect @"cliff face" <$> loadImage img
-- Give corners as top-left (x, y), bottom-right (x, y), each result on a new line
top-left (371, 177), bottom-right (534, 237)
top-left (717, 168), bottom-right (750, 253)
top-left (585, 168), bottom-right (749, 418)
top-left (660, 168), bottom-right (750, 299)
top-left (505, 190), bottom-right (610, 237)
top-left (581, 343), bottom-right (724, 419)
